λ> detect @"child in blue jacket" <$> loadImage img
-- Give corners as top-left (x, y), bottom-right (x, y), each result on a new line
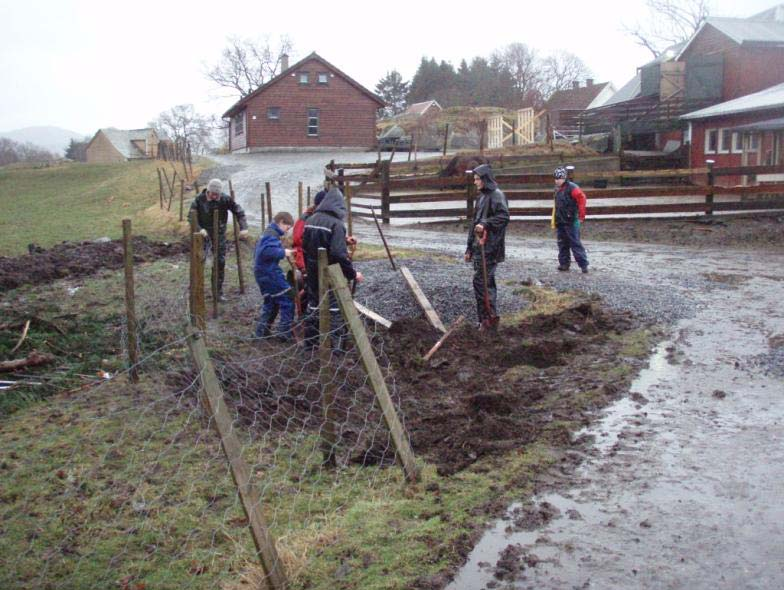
top-left (254, 211), bottom-right (295, 339)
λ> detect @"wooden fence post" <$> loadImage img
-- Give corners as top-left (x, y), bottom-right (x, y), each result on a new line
top-left (381, 160), bottom-right (391, 225)
top-left (298, 181), bottom-right (304, 217)
top-left (265, 182), bottom-right (273, 221)
top-left (318, 249), bottom-right (337, 467)
top-left (345, 182), bottom-right (353, 237)
top-left (122, 219), bottom-right (139, 383)
top-left (705, 159), bottom-right (715, 216)
top-left (157, 168), bottom-right (164, 208)
top-left (260, 191), bottom-right (266, 228)
top-left (327, 264), bottom-right (420, 483)
top-left (307, 186), bottom-right (312, 208)
top-left (191, 232), bottom-right (206, 330)
top-left (187, 331), bottom-right (288, 590)
top-left (212, 209), bottom-right (220, 318)
top-left (179, 179), bottom-right (185, 222)
top-left (229, 180), bottom-right (245, 294)
top-left (168, 170), bottom-right (177, 211)
top-left (442, 123), bottom-right (449, 156)
top-left (466, 175), bottom-right (476, 224)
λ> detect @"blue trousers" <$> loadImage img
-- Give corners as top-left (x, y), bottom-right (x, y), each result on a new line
top-left (556, 224), bottom-right (589, 270)
top-left (256, 291), bottom-right (294, 338)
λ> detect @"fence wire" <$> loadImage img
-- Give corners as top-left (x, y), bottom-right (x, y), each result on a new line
top-left (2, 257), bottom-right (411, 590)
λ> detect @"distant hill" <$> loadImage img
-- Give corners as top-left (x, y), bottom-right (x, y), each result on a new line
top-left (0, 126), bottom-right (89, 156)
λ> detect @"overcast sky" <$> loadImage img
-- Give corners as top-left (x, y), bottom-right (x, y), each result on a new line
top-left (1, 0), bottom-right (774, 135)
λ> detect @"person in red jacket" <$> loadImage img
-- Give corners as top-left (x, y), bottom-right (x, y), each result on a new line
top-left (552, 167), bottom-right (589, 273)
top-left (292, 190), bottom-right (326, 271)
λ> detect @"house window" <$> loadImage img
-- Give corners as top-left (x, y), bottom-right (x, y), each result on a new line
top-left (267, 107), bottom-right (280, 120)
top-left (704, 128), bottom-right (718, 154)
top-left (731, 132), bottom-right (743, 154)
top-left (749, 133), bottom-right (760, 151)
top-left (299, 72), bottom-right (309, 85)
top-left (307, 108), bottom-right (319, 136)
top-left (718, 128), bottom-right (732, 154)
top-left (234, 111), bottom-right (245, 136)
top-left (317, 72), bottom-right (329, 85)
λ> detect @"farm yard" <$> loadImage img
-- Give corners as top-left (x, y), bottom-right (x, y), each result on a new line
top-left (1, 151), bottom-right (783, 590)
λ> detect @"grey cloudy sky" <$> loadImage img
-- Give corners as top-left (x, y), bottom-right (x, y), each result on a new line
top-left (0, 0), bottom-right (773, 135)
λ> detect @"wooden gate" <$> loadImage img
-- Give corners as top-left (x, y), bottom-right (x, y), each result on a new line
top-left (488, 109), bottom-right (537, 149)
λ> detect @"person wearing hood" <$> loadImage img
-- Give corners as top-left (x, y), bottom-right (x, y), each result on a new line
top-left (302, 185), bottom-right (364, 347)
top-left (465, 164), bottom-right (510, 328)
top-left (253, 211), bottom-right (295, 340)
top-left (189, 178), bottom-right (248, 301)
top-left (551, 167), bottom-right (588, 273)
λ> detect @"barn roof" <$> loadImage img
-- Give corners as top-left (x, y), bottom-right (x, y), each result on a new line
top-left (89, 128), bottom-right (154, 159)
top-left (222, 52), bottom-right (385, 118)
top-left (677, 12), bottom-right (784, 59)
top-left (681, 82), bottom-right (784, 119)
top-left (545, 82), bottom-right (610, 112)
top-left (402, 100), bottom-right (442, 117)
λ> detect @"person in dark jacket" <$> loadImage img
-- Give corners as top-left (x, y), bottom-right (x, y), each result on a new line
top-left (302, 186), bottom-right (363, 348)
top-left (254, 212), bottom-right (295, 339)
top-left (189, 178), bottom-right (248, 300)
top-left (551, 167), bottom-right (589, 273)
top-left (465, 164), bottom-right (510, 328)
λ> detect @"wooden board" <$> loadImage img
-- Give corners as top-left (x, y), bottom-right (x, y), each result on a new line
top-left (354, 301), bottom-right (392, 329)
top-left (399, 266), bottom-right (446, 333)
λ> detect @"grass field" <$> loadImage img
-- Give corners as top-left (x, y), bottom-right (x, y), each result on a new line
top-left (0, 159), bottom-right (208, 255)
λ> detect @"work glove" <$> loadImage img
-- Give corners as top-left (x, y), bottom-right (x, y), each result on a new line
top-left (239, 229), bottom-right (249, 240)
top-left (199, 228), bottom-right (208, 237)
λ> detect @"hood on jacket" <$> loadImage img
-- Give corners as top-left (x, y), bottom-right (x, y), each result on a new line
top-left (314, 186), bottom-right (346, 221)
top-left (471, 163), bottom-right (498, 192)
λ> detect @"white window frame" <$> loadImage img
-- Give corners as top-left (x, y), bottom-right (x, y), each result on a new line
top-left (307, 108), bottom-right (319, 137)
top-left (704, 128), bottom-right (718, 154)
top-left (317, 72), bottom-right (329, 85)
top-left (233, 111), bottom-right (245, 136)
top-left (267, 107), bottom-right (280, 121)
top-left (748, 132), bottom-right (760, 152)
top-left (731, 132), bottom-right (743, 154)
top-left (718, 128), bottom-right (732, 154)
top-left (298, 72), bottom-right (309, 85)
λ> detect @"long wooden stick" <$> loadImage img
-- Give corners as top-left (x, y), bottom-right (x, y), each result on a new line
top-left (400, 266), bottom-right (445, 333)
top-left (354, 301), bottom-right (392, 329)
top-left (0, 351), bottom-right (55, 373)
top-left (228, 180), bottom-right (245, 294)
top-left (9, 320), bottom-right (30, 355)
top-left (212, 209), bottom-right (220, 318)
top-left (370, 207), bottom-right (396, 270)
top-left (122, 219), bottom-right (139, 383)
top-left (423, 315), bottom-right (465, 362)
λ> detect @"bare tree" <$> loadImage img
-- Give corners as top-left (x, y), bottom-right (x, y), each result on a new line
top-left (624, 0), bottom-right (711, 58)
top-left (492, 43), bottom-right (545, 108)
top-left (540, 51), bottom-right (592, 99)
top-left (205, 35), bottom-right (294, 98)
top-left (152, 105), bottom-right (215, 154)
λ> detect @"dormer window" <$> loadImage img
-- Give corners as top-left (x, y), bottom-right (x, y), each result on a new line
top-left (317, 72), bottom-right (329, 85)
top-left (299, 72), bottom-right (309, 85)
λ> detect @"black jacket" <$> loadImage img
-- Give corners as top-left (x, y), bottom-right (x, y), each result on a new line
top-left (189, 190), bottom-right (248, 235)
top-left (303, 187), bottom-right (356, 285)
top-left (466, 165), bottom-right (510, 262)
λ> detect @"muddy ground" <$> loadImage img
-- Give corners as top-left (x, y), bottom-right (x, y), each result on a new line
top-left (0, 236), bottom-right (189, 292)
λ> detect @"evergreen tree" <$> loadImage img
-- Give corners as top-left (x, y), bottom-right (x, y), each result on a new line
top-left (375, 70), bottom-right (409, 116)
top-left (65, 138), bottom-right (88, 162)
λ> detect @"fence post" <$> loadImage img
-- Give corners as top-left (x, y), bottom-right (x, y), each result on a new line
top-left (381, 160), bottom-right (391, 225)
top-left (318, 248), bottom-right (337, 467)
top-left (265, 182), bottom-right (273, 221)
top-left (157, 168), bottom-right (164, 208)
top-left (122, 219), bottom-right (139, 383)
top-left (298, 181), bottom-right (304, 217)
top-left (191, 232), bottom-right (206, 330)
top-left (187, 331), bottom-right (289, 590)
top-left (442, 123), bottom-right (449, 156)
top-left (338, 168), bottom-right (344, 192)
top-left (260, 191), bottom-right (266, 228)
top-left (229, 180), bottom-right (245, 294)
top-left (179, 179), bottom-right (185, 222)
top-left (327, 264), bottom-right (420, 483)
top-left (466, 174), bottom-right (476, 225)
top-left (705, 159), bottom-right (715, 217)
top-left (168, 171), bottom-right (177, 211)
top-left (345, 182), bottom-right (353, 237)
top-left (307, 186), bottom-right (311, 208)
top-left (212, 209), bottom-right (220, 318)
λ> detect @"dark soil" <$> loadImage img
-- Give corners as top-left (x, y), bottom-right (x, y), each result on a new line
top-left (423, 214), bottom-right (784, 250)
top-left (0, 237), bottom-right (189, 292)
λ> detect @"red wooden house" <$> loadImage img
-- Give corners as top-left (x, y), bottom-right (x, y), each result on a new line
top-left (222, 52), bottom-right (385, 152)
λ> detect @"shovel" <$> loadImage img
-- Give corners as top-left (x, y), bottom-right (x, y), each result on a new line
top-left (478, 231), bottom-right (499, 330)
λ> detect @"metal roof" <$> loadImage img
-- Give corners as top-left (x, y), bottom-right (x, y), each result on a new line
top-left (707, 16), bottom-right (784, 44)
top-left (95, 128), bottom-right (154, 159)
top-left (598, 73), bottom-right (641, 108)
top-left (731, 116), bottom-right (784, 131)
top-left (681, 82), bottom-right (784, 119)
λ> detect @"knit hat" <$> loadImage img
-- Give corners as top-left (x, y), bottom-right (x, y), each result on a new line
top-left (553, 167), bottom-right (567, 179)
top-left (207, 178), bottom-right (223, 193)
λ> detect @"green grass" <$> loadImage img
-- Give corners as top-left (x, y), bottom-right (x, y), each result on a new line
top-left (0, 159), bottom-right (209, 255)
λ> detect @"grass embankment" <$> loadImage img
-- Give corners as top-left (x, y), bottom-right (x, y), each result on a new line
top-left (0, 159), bottom-right (210, 256)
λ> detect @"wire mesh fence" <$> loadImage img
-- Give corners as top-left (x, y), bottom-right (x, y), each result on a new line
top-left (1, 249), bottom-right (414, 589)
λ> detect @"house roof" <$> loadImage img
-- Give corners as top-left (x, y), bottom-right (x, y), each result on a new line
top-left (402, 100), bottom-right (442, 117)
top-left (545, 82), bottom-right (610, 112)
top-left (750, 4), bottom-right (784, 22)
top-left (222, 52), bottom-right (385, 118)
top-left (599, 73), bottom-right (642, 108)
top-left (731, 115), bottom-right (784, 131)
top-left (89, 128), bottom-right (154, 159)
top-left (681, 82), bottom-right (784, 119)
top-left (677, 13), bottom-right (784, 59)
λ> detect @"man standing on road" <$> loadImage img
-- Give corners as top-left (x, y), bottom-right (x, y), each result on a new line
top-left (465, 164), bottom-right (509, 329)
top-left (189, 178), bottom-right (248, 300)
top-left (552, 167), bottom-right (589, 273)
top-left (302, 185), bottom-right (363, 349)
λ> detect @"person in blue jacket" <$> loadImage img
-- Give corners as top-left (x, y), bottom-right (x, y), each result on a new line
top-left (254, 211), bottom-right (295, 339)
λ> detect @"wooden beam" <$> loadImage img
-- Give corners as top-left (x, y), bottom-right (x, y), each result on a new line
top-left (354, 301), bottom-right (392, 329)
top-left (423, 315), bottom-right (465, 362)
top-left (399, 266), bottom-right (446, 333)
top-left (327, 264), bottom-right (419, 483)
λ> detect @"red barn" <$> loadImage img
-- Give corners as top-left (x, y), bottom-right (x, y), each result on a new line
top-left (222, 52), bottom-right (385, 152)
top-left (682, 82), bottom-right (784, 186)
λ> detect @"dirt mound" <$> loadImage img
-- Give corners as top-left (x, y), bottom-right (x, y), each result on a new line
top-left (0, 237), bottom-right (189, 292)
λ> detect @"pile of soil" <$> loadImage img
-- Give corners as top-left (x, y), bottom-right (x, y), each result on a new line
top-left (0, 237), bottom-right (189, 292)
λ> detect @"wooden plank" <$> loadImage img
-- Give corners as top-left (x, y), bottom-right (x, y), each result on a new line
top-left (399, 266), bottom-right (446, 333)
top-left (212, 210), bottom-right (220, 318)
top-left (122, 219), bottom-right (138, 383)
top-left (354, 301), bottom-right (392, 329)
top-left (191, 233), bottom-right (206, 330)
top-left (714, 184), bottom-right (784, 196)
top-left (423, 315), bottom-right (465, 362)
top-left (389, 191), bottom-right (468, 203)
top-left (327, 265), bottom-right (419, 483)
top-left (579, 167), bottom-right (705, 180)
top-left (388, 208), bottom-right (471, 218)
top-left (713, 164), bottom-right (784, 177)
top-left (187, 332), bottom-right (288, 590)
top-left (318, 249), bottom-right (336, 467)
